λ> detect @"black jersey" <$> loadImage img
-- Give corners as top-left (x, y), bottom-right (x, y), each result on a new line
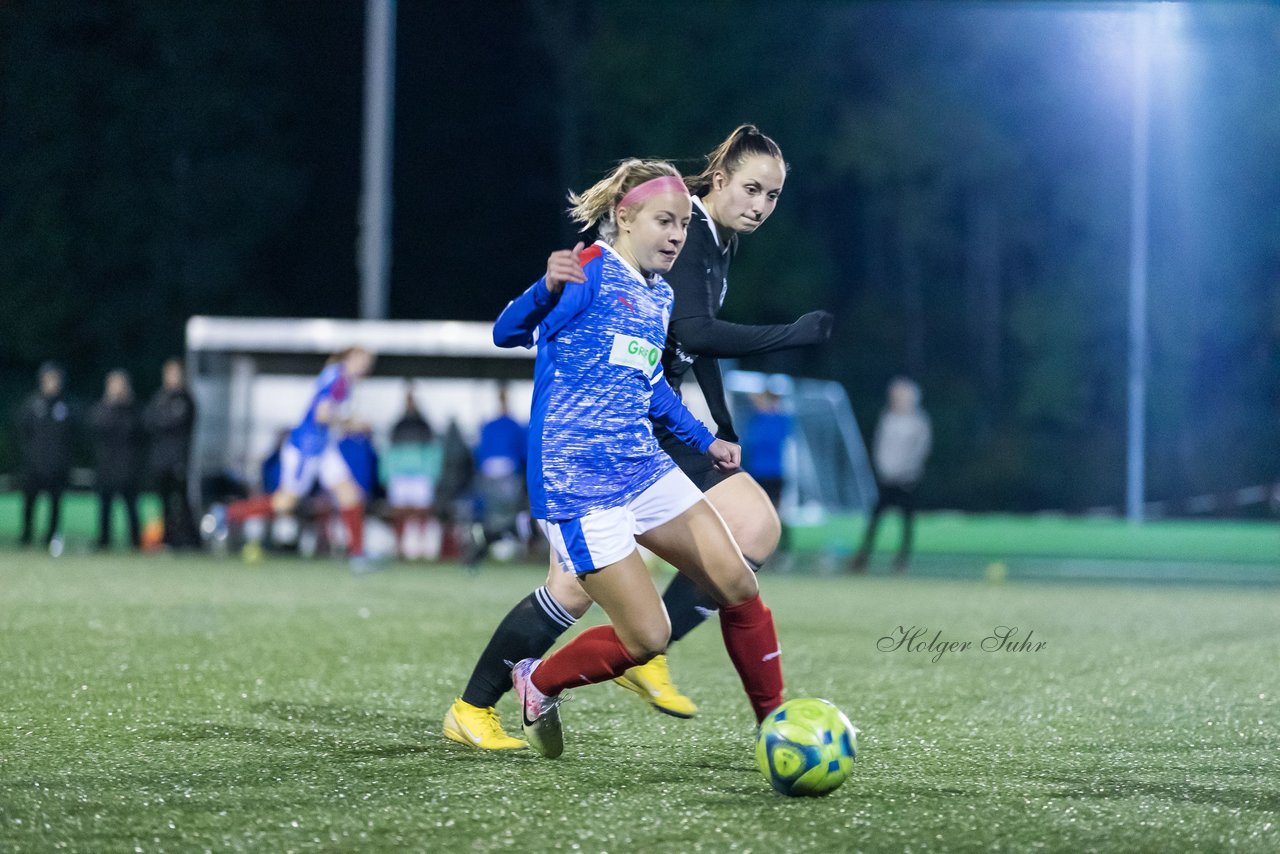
top-left (660, 195), bottom-right (830, 442)
top-left (16, 391), bottom-right (76, 480)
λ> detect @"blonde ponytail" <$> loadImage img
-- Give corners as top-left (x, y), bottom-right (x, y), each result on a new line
top-left (567, 159), bottom-right (682, 242)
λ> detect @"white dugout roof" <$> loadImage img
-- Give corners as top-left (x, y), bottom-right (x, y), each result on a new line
top-left (185, 316), bottom-right (533, 361)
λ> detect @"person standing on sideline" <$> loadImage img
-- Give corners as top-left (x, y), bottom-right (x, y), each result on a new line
top-left (851, 377), bottom-right (932, 573)
top-left (143, 358), bottom-right (199, 550)
top-left (382, 384), bottom-right (442, 560)
top-left (464, 386), bottom-right (528, 567)
top-left (741, 388), bottom-right (793, 554)
top-left (90, 369), bottom-right (144, 551)
top-left (16, 362), bottom-right (76, 550)
top-left (434, 419), bottom-right (474, 560)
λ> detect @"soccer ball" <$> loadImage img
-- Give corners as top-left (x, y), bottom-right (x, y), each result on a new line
top-left (756, 698), bottom-right (858, 797)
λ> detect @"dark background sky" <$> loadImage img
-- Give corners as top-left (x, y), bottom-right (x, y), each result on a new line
top-left (2, 1), bottom-right (1278, 513)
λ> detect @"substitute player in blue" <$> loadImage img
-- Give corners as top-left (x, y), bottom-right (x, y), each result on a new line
top-left (223, 346), bottom-right (378, 570)
top-left (464, 386), bottom-right (529, 567)
top-left (445, 127), bottom-right (826, 749)
top-left (479, 159), bottom-right (786, 758)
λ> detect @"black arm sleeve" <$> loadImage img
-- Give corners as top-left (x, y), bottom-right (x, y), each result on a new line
top-left (663, 233), bottom-right (827, 357)
top-left (669, 314), bottom-right (814, 358)
top-left (141, 395), bottom-right (160, 434)
top-left (15, 401), bottom-right (32, 453)
top-left (690, 355), bottom-right (738, 443)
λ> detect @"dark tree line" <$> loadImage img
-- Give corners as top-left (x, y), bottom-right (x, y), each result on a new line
top-left (2, 1), bottom-right (1277, 512)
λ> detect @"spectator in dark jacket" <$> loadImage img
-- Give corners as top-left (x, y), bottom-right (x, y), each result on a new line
top-left (143, 358), bottom-right (199, 549)
top-left (90, 369), bottom-right (144, 550)
top-left (435, 419), bottom-right (474, 560)
top-left (16, 362), bottom-right (76, 548)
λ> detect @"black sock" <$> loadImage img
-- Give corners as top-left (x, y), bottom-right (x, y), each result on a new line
top-left (663, 572), bottom-right (719, 645)
top-left (460, 586), bottom-right (575, 708)
top-left (664, 556), bottom-right (766, 645)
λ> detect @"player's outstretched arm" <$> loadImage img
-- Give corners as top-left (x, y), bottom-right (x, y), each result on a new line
top-left (671, 309), bottom-right (833, 359)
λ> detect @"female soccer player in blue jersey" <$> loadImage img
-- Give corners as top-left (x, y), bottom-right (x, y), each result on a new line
top-left (445, 128), bottom-right (829, 750)
top-left (222, 346), bottom-right (378, 568)
top-left (488, 159), bottom-right (786, 758)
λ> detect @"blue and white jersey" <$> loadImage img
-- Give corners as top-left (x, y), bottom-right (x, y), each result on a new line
top-left (288, 364), bottom-right (350, 456)
top-left (493, 241), bottom-right (715, 520)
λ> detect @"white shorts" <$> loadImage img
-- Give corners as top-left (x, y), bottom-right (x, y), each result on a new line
top-left (278, 442), bottom-right (354, 496)
top-left (388, 475), bottom-right (435, 509)
top-left (539, 467), bottom-right (704, 575)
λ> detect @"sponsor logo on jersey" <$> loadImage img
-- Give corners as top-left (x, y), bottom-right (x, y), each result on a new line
top-left (609, 334), bottom-right (661, 371)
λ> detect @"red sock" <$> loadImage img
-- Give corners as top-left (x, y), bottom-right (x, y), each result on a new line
top-left (226, 494), bottom-right (274, 523)
top-left (391, 512), bottom-right (408, 556)
top-left (531, 625), bottom-right (641, 696)
top-left (340, 506), bottom-right (365, 556)
top-left (720, 593), bottom-right (785, 723)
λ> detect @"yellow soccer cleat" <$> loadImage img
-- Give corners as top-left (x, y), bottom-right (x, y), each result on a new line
top-left (442, 698), bottom-right (528, 750)
top-left (613, 654), bottom-right (698, 719)
top-left (241, 541), bottom-right (264, 565)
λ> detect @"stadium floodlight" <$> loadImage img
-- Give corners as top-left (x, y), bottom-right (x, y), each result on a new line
top-left (359, 0), bottom-right (396, 320)
top-left (1126, 1), bottom-right (1186, 524)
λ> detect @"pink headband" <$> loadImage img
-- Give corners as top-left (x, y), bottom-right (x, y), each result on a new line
top-left (616, 175), bottom-right (687, 211)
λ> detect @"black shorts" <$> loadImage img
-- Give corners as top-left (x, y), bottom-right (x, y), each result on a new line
top-left (654, 422), bottom-right (740, 493)
top-left (875, 483), bottom-right (918, 512)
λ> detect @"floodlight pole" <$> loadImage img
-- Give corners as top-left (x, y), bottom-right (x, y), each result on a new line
top-left (358, 0), bottom-right (396, 320)
top-left (1125, 9), bottom-right (1151, 524)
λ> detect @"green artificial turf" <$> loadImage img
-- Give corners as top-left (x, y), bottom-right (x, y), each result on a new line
top-left (0, 492), bottom-right (163, 548)
top-left (794, 511), bottom-right (1280, 564)
top-left (2, 553), bottom-right (1279, 852)
top-left (5, 491), bottom-right (1278, 569)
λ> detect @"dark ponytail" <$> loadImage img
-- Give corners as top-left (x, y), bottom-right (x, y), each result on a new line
top-left (685, 124), bottom-right (786, 197)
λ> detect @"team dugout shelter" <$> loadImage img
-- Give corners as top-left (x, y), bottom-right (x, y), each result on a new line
top-left (184, 316), bottom-right (875, 522)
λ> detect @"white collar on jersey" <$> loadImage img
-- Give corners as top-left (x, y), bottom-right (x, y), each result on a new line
top-left (597, 240), bottom-right (660, 288)
top-left (691, 194), bottom-right (728, 254)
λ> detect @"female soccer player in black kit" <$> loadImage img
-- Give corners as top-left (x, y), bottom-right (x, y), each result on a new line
top-left (444, 125), bottom-right (833, 750)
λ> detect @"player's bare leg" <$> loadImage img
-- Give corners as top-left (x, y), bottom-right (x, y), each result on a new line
top-left (516, 550), bottom-right (669, 757)
top-left (330, 478), bottom-right (377, 572)
top-left (705, 473), bottom-right (781, 567)
top-left (270, 489), bottom-right (301, 516)
top-left (638, 500), bottom-right (783, 723)
top-left (614, 491), bottom-right (758, 716)
top-left (545, 552), bottom-right (593, 617)
top-left (622, 473), bottom-right (782, 715)
top-left (639, 500), bottom-right (757, 605)
top-left (445, 552), bottom-right (588, 751)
